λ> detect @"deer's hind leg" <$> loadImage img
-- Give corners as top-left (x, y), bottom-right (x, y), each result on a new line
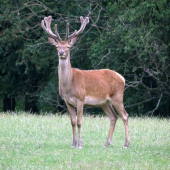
top-left (101, 104), bottom-right (118, 147)
top-left (77, 100), bottom-right (84, 149)
top-left (111, 95), bottom-right (130, 148)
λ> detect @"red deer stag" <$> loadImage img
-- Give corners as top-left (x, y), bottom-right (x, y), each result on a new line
top-left (41, 16), bottom-right (130, 149)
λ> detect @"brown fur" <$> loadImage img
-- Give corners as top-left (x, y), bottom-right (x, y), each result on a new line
top-left (42, 17), bottom-right (130, 149)
top-left (55, 41), bottom-right (130, 148)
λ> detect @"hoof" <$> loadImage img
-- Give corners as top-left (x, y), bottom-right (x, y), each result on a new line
top-left (104, 143), bottom-right (111, 147)
top-left (123, 146), bottom-right (128, 149)
top-left (78, 146), bottom-right (83, 149)
top-left (124, 141), bottom-right (130, 148)
top-left (71, 145), bottom-right (76, 148)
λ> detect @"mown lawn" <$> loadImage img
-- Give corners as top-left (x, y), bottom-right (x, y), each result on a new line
top-left (0, 112), bottom-right (169, 170)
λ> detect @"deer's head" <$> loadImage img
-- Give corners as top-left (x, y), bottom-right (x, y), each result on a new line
top-left (41, 16), bottom-right (89, 59)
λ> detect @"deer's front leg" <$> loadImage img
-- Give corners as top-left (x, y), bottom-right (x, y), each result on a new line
top-left (66, 103), bottom-right (77, 148)
top-left (77, 101), bottom-right (84, 149)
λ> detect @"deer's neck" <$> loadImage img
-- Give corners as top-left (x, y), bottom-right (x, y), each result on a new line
top-left (58, 54), bottom-right (73, 87)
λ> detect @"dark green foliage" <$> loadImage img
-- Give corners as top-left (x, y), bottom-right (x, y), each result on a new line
top-left (87, 0), bottom-right (170, 116)
top-left (0, 0), bottom-right (169, 116)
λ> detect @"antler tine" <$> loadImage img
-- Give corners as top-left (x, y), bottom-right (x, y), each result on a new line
top-left (67, 30), bottom-right (77, 40)
top-left (54, 24), bottom-right (62, 41)
top-left (65, 23), bottom-right (69, 40)
top-left (41, 16), bottom-right (61, 41)
top-left (68, 16), bottom-right (89, 40)
top-left (75, 16), bottom-right (89, 35)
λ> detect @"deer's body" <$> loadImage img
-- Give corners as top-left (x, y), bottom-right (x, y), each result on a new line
top-left (41, 16), bottom-right (130, 149)
top-left (59, 67), bottom-right (125, 108)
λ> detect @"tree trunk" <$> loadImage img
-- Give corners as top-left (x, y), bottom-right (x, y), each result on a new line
top-left (11, 98), bottom-right (15, 111)
top-left (3, 96), bottom-right (11, 112)
top-left (25, 94), bottom-right (39, 113)
top-left (3, 97), bottom-right (16, 112)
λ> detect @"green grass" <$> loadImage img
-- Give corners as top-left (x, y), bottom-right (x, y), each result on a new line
top-left (0, 112), bottom-right (169, 170)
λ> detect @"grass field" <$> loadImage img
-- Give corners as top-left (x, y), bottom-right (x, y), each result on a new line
top-left (0, 112), bottom-right (169, 170)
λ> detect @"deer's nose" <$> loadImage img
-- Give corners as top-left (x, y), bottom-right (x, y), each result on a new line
top-left (59, 51), bottom-right (64, 55)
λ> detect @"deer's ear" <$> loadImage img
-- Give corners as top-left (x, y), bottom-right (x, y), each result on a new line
top-left (68, 36), bottom-right (77, 47)
top-left (48, 37), bottom-right (58, 46)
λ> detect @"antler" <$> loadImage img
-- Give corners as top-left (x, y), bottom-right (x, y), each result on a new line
top-left (41, 16), bottom-right (62, 41)
top-left (66, 16), bottom-right (89, 40)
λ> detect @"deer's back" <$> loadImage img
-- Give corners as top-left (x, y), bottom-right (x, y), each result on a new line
top-left (72, 68), bottom-right (125, 99)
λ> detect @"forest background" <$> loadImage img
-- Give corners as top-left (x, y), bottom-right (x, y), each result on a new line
top-left (0, 0), bottom-right (170, 117)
